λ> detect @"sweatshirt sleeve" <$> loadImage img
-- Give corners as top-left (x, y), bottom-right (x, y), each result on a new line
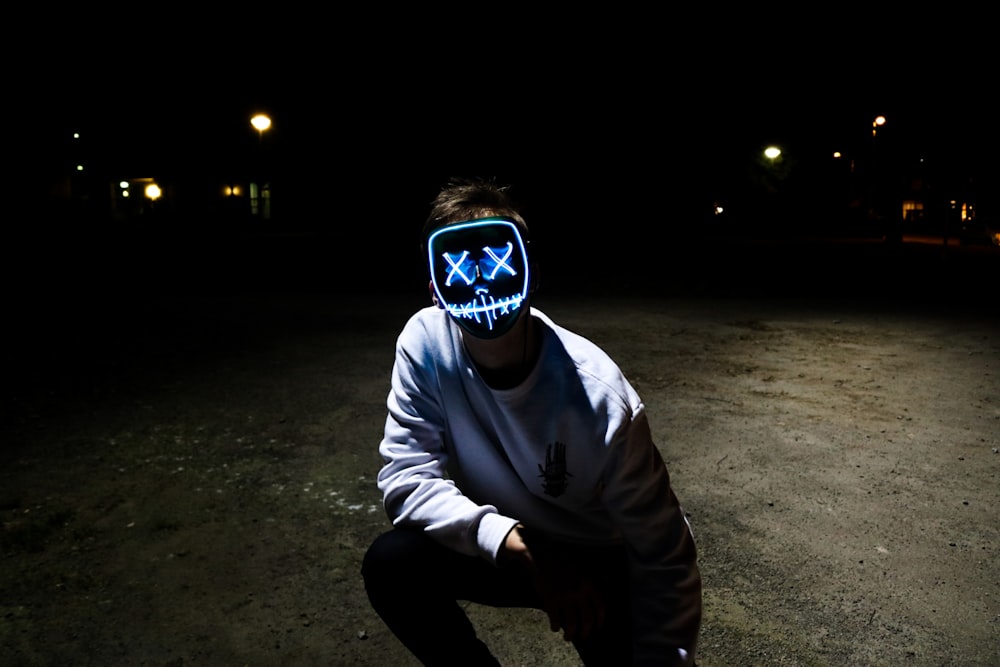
top-left (376, 321), bottom-right (518, 562)
top-left (600, 405), bottom-right (702, 665)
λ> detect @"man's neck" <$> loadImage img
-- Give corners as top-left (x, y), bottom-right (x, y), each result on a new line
top-left (463, 312), bottom-right (539, 389)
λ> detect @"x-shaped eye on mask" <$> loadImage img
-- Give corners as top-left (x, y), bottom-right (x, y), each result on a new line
top-left (443, 242), bottom-right (517, 286)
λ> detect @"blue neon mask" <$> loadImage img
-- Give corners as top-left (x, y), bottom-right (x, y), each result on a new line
top-left (427, 217), bottom-right (531, 339)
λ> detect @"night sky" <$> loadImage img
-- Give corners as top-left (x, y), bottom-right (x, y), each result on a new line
top-left (23, 27), bottom-right (995, 202)
top-left (12, 21), bottom-right (997, 300)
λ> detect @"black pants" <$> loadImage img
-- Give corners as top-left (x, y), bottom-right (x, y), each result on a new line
top-left (361, 527), bottom-right (633, 667)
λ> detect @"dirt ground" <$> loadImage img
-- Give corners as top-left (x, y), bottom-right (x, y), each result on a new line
top-left (1, 238), bottom-right (998, 666)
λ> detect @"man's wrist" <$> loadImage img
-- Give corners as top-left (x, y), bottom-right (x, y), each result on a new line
top-left (478, 514), bottom-right (521, 564)
top-left (498, 523), bottom-right (533, 568)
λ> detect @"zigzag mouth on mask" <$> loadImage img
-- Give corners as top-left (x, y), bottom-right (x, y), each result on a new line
top-left (446, 292), bottom-right (526, 331)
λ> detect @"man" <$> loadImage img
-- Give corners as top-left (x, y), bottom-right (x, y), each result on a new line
top-left (362, 177), bottom-right (701, 666)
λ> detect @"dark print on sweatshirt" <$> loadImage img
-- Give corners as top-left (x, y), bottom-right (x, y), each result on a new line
top-left (538, 441), bottom-right (573, 497)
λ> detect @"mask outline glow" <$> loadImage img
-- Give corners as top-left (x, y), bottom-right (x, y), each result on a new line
top-left (428, 217), bottom-right (530, 337)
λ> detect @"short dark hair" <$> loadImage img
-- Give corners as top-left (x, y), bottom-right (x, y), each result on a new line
top-left (421, 177), bottom-right (529, 247)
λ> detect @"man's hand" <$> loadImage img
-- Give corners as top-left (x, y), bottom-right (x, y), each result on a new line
top-left (498, 523), bottom-right (533, 568)
top-left (500, 524), bottom-right (608, 642)
top-left (535, 570), bottom-right (606, 642)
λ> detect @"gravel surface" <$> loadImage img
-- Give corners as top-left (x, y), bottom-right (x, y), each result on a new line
top-left (2, 238), bottom-right (997, 666)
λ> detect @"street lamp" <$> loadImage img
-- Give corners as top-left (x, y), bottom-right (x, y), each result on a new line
top-left (869, 115), bottom-right (892, 237)
top-left (249, 114), bottom-right (272, 219)
top-left (872, 115), bottom-right (886, 137)
top-left (251, 113), bottom-right (271, 141)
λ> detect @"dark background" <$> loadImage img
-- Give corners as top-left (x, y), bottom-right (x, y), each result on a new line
top-left (10, 17), bottom-right (998, 306)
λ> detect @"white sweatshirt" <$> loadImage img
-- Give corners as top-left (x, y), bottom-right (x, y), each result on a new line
top-left (377, 305), bottom-right (701, 661)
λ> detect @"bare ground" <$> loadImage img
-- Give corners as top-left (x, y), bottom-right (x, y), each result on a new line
top-left (2, 239), bottom-right (998, 666)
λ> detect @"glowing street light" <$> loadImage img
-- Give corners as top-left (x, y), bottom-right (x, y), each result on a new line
top-left (249, 114), bottom-right (273, 219)
top-left (764, 146), bottom-right (781, 160)
top-left (869, 115), bottom-right (890, 231)
top-left (251, 114), bottom-right (272, 141)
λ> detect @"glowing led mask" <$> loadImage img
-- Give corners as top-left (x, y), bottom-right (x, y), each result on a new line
top-left (428, 217), bottom-right (530, 339)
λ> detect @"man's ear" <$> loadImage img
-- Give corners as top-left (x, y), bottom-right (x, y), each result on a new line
top-left (529, 262), bottom-right (540, 295)
top-left (428, 280), bottom-right (443, 308)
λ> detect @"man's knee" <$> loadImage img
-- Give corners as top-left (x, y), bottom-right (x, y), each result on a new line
top-left (362, 530), bottom-right (404, 581)
top-left (362, 528), bottom-right (436, 584)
